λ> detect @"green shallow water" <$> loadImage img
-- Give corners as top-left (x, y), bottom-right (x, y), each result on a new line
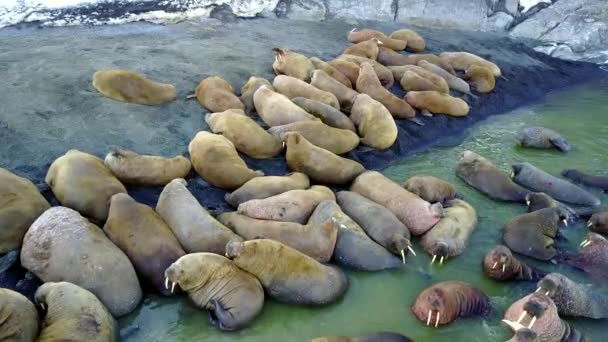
top-left (120, 79), bottom-right (608, 342)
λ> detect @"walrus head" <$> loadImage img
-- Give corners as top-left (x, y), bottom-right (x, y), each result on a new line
top-left (225, 240), bottom-right (245, 259)
top-left (34, 282), bottom-right (54, 312)
top-left (272, 48), bottom-right (288, 62)
top-left (549, 137), bottom-right (571, 152)
top-left (420, 287), bottom-right (447, 328)
top-left (390, 234), bottom-right (416, 263)
top-left (484, 245), bottom-right (514, 276)
top-left (283, 132), bottom-right (303, 149)
top-left (164, 258), bottom-right (187, 294)
top-left (430, 241), bottom-right (449, 266)
top-left (502, 293), bottom-right (549, 332)
top-left (579, 232), bottom-right (607, 250)
top-left (535, 273), bottom-right (565, 297)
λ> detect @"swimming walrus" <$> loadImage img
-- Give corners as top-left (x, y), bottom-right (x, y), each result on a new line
top-left (103, 148), bottom-right (191, 186)
top-left (350, 94), bottom-right (398, 150)
top-left (587, 211), bottom-right (608, 234)
top-left (511, 162), bottom-right (600, 207)
top-left (225, 239), bottom-right (348, 305)
top-left (338, 54), bottom-right (395, 88)
top-left (156, 179), bottom-right (242, 254)
top-left (0, 168), bottom-right (50, 254)
top-left (188, 131), bottom-right (263, 190)
top-left (456, 151), bottom-right (529, 202)
top-left (417, 60), bottom-right (473, 95)
top-left (194, 76), bottom-right (245, 113)
top-left (377, 48), bottom-right (455, 74)
top-left (405, 91), bottom-right (470, 117)
top-left (389, 29), bottom-right (426, 52)
top-left (239, 76), bottom-right (274, 113)
top-left (439, 52), bottom-right (503, 78)
top-left (272, 48), bottom-right (315, 81)
top-left (205, 109), bottom-right (283, 159)
top-left (402, 176), bottom-right (457, 204)
top-left (104, 193), bottom-right (185, 296)
top-left (292, 97), bottom-right (356, 132)
top-left (464, 65), bottom-right (495, 93)
top-left (236, 185), bottom-right (335, 224)
top-left (561, 169), bottom-right (608, 191)
top-left (347, 28), bottom-right (406, 51)
top-left (35, 282), bottom-right (117, 342)
top-left (92, 69), bottom-right (176, 105)
top-left (273, 75), bottom-right (340, 109)
top-left (225, 172), bottom-right (310, 207)
top-left (343, 38), bottom-right (382, 60)
top-left (0, 288), bottom-right (39, 342)
top-left (563, 232), bottom-right (608, 281)
top-left (309, 57), bottom-right (353, 88)
top-left (412, 281), bottom-right (490, 328)
top-left (164, 253), bottom-right (264, 331)
top-left (351, 171), bottom-right (443, 236)
top-left (310, 69), bottom-right (360, 112)
top-left (312, 332), bottom-right (413, 342)
top-left (525, 192), bottom-right (562, 213)
top-left (46, 149), bottom-right (127, 222)
top-left (269, 120), bottom-right (360, 155)
top-left (21, 207), bottom-right (142, 317)
top-left (483, 245), bottom-right (546, 281)
top-left (253, 85), bottom-right (318, 126)
top-left (536, 272), bottom-right (608, 319)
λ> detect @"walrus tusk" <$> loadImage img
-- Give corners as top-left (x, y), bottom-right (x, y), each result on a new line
top-left (171, 282), bottom-right (176, 294)
top-left (427, 310), bottom-right (432, 326)
top-left (431, 255), bottom-right (437, 264)
top-left (526, 200), bottom-right (530, 206)
top-left (165, 277), bottom-right (169, 290)
top-left (439, 256), bottom-right (444, 265)
top-left (510, 171), bottom-right (514, 178)
top-left (500, 75), bottom-right (509, 82)
top-left (582, 240), bottom-right (592, 248)
top-left (545, 291), bottom-right (550, 296)
top-left (186, 94), bottom-right (196, 100)
top-left (502, 319), bottom-right (525, 332)
top-left (350, 28), bottom-right (357, 32)
top-left (401, 250), bottom-right (406, 264)
top-left (502, 263), bottom-right (506, 273)
top-left (587, 221), bottom-right (593, 227)
top-left (282, 141), bottom-right (286, 149)
top-left (492, 261), bottom-right (498, 269)
top-left (528, 316), bottom-right (537, 329)
top-left (435, 311), bottom-right (440, 328)
top-left (562, 219), bottom-right (568, 226)
top-left (516, 311), bottom-right (526, 324)
top-left (40, 303), bottom-right (45, 311)
top-left (535, 287), bottom-right (541, 293)
top-left (408, 245), bottom-right (417, 256)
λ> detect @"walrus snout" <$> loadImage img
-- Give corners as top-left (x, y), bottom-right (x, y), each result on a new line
top-left (225, 240), bottom-right (244, 259)
top-left (536, 277), bottom-right (557, 297)
top-left (163, 264), bottom-right (181, 294)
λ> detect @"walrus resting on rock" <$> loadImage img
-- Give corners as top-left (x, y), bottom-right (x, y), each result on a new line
top-left (310, 69), bottom-right (360, 112)
top-left (516, 127), bottom-right (571, 152)
top-left (226, 239), bottom-right (348, 305)
top-left (403, 176), bottom-right (457, 204)
top-left (405, 91), bottom-right (470, 117)
top-left (92, 69), bottom-right (176, 105)
top-left (483, 245), bottom-right (546, 281)
top-left (273, 75), bottom-right (340, 109)
top-left (347, 29), bottom-right (406, 51)
top-left (164, 253), bottom-right (264, 331)
top-left (389, 65), bottom-right (449, 94)
top-left (239, 76), bottom-right (273, 113)
top-left (0, 288), bottom-right (38, 342)
top-left (0, 167), bottom-right (50, 254)
top-left (439, 52), bottom-right (502, 78)
top-left (417, 60), bottom-right (473, 96)
top-left (350, 94), bottom-right (398, 150)
top-left (253, 85), bottom-right (318, 126)
top-left (225, 173), bottom-right (310, 207)
top-left (377, 49), bottom-right (455, 75)
top-left (272, 48), bottom-right (314, 81)
top-left (195, 76), bottom-right (244, 113)
top-left (309, 57), bottom-right (353, 88)
top-left (389, 29), bottom-right (425, 52)
top-left (268, 120), bottom-right (360, 155)
top-left (562, 232), bottom-right (608, 281)
top-left (561, 169), bottom-right (608, 191)
top-left (412, 281), bottom-right (490, 328)
top-left (292, 97), bottom-right (356, 132)
top-left (312, 332), bottom-right (413, 342)
top-left (35, 282), bottom-right (117, 342)
top-left (536, 272), bottom-right (608, 319)
top-left (343, 38), bottom-right (382, 60)
top-left (357, 62), bottom-right (415, 119)
top-left (465, 65), bottom-right (496, 93)
top-left (339, 55), bottom-right (395, 88)
top-left (103, 148), bottom-right (191, 186)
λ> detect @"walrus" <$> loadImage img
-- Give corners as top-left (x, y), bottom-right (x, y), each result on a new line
top-left (218, 211), bottom-right (338, 263)
top-left (563, 232), bottom-right (608, 281)
top-left (356, 62), bottom-right (415, 119)
top-left (272, 48), bottom-right (314, 81)
top-left (225, 172), bottom-right (310, 207)
top-left (377, 48), bottom-right (455, 74)
top-left (188, 131), bottom-right (263, 190)
top-left (483, 245), bottom-right (546, 281)
top-left (35, 282), bottom-right (117, 341)
top-left (253, 85), bottom-right (318, 126)
top-left (456, 150), bottom-right (529, 202)
top-left (402, 176), bottom-right (457, 204)
top-left (390, 66), bottom-right (449, 94)
top-left (389, 29), bottom-right (425, 52)
top-left (21, 207), bottom-right (142, 317)
top-left (329, 58), bottom-right (363, 87)
top-left (0, 168), bottom-right (50, 254)
top-left (92, 69), bottom-right (176, 105)
top-left (351, 171), bottom-right (443, 236)
top-left (104, 193), bottom-right (185, 295)
top-left (337, 191), bottom-right (415, 263)
top-left (269, 120), bottom-right (360, 155)
top-left (405, 91), bottom-right (469, 117)
top-left (156, 179), bottom-right (242, 254)
top-left (312, 332), bottom-right (413, 342)
top-left (417, 60), bottom-right (473, 95)
top-left (439, 52), bottom-right (502, 78)
top-left (309, 57), bottom-right (353, 88)
top-left (511, 162), bottom-right (600, 207)
top-left (561, 169), bottom-right (608, 191)
top-left (411, 281), bottom-right (490, 328)
top-left (338, 54), bottom-right (394, 88)
top-left (310, 69), bottom-right (360, 112)
top-left (464, 65), bottom-right (495, 93)
top-left (225, 239), bottom-right (348, 305)
top-left (164, 253), bottom-right (264, 331)
top-left (292, 97), bottom-right (356, 132)
top-left (45, 149), bottom-right (126, 222)
top-left (343, 38), bottom-right (382, 60)
top-left (103, 148), bottom-right (191, 186)
top-left (284, 132), bottom-right (365, 185)
top-left (273, 75), bottom-right (340, 109)
top-left (350, 94), bottom-right (397, 150)
top-left (205, 109), bottom-right (283, 159)
top-left (347, 28), bottom-right (406, 51)
top-left (194, 76), bottom-right (245, 113)
top-left (536, 272), bottom-right (608, 319)
top-left (239, 76), bottom-right (273, 113)
top-left (525, 192), bottom-right (561, 212)
top-left (0, 288), bottom-right (38, 342)
top-left (503, 207), bottom-right (569, 261)
top-left (587, 211), bottom-right (608, 233)
top-left (236, 185), bottom-right (335, 224)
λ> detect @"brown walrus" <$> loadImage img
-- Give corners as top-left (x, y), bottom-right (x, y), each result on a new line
top-left (284, 132), bottom-right (365, 185)
top-left (405, 91), bottom-right (469, 117)
top-left (377, 48), bottom-right (455, 74)
top-left (236, 185), bottom-right (335, 224)
top-left (225, 239), bottom-right (348, 305)
top-left (92, 69), bottom-right (176, 105)
top-left (328, 58), bottom-right (362, 87)
top-left (35, 282), bottom-right (117, 342)
top-left (389, 66), bottom-right (449, 94)
top-left (402, 176), bottom-right (457, 204)
top-left (536, 272), bottom-right (608, 319)
top-left (563, 232), bottom-right (608, 281)
top-left (225, 172), bottom-right (310, 207)
top-left (525, 192), bottom-right (561, 213)
top-left (0, 168), bottom-right (50, 254)
top-left (356, 62), bottom-right (415, 119)
top-left (343, 38), bottom-right (382, 60)
top-left (292, 97), bottom-right (356, 132)
top-left (483, 245), bottom-right (546, 281)
top-left (268, 120), bottom-right (360, 155)
top-left (465, 65), bottom-right (496, 93)
top-left (103, 148), bottom-right (191, 186)
top-left (310, 69), bottom-right (360, 112)
top-left (389, 29), bottom-right (426, 52)
top-left (272, 48), bottom-right (314, 81)
top-left (194, 76), bottom-right (244, 113)
top-left (164, 253), bottom-right (264, 331)
top-left (239, 76), bottom-right (274, 113)
top-left (205, 109), bottom-right (283, 159)
top-left (312, 332), bottom-right (413, 342)
top-left (412, 281), bottom-right (490, 328)
top-left (347, 28), bottom-right (406, 51)
top-left (156, 179), bottom-right (242, 254)
top-left (188, 131), bottom-right (263, 190)
top-left (45, 149), bottom-right (126, 222)
top-left (273, 75), bottom-right (340, 109)
top-left (417, 60), bottom-right (473, 95)
top-left (104, 193), bottom-right (185, 295)
top-left (439, 51), bottom-right (502, 78)
top-left (0, 288), bottom-right (39, 342)
top-left (309, 57), bottom-right (353, 88)
top-left (350, 94), bottom-right (398, 150)
top-left (253, 85), bottom-right (318, 126)
top-left (588, 211), bottom-right (608, 234)
top-left (338, 54), bottom-right (394, 88)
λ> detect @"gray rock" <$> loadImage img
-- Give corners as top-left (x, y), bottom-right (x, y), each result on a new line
top-left (396, 0), bottom-right (490, 30)
top-left (505, 0), bottom-right (520, 16)
top-left (327, 0), bottom-right (396, 21)
top-left (283, 0), bottom-right (327, 21)
top-left (481, 12), bottom-right (514, 31)
top-left (210, 4), bottom-right (239, 22)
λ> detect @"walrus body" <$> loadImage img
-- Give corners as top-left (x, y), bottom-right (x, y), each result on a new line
top-left (239, 77), bottom-right (273, 113)
top-left (309, 57), bottom-right (353, 88)
top-left (195, 76), bottom-right (244, 113)
top-left (292, 97), bottom-right (356, 132)
top-left (563, 232), bottom-right (608, 280)
top-left (405, 91), bottom-right (469, 117)
top-left (412, 281), bottom-right (490, 327)
top-left (378, 49), bottom-right (455, 74)
top-left (156, 179), bottom-right (242, 254)
top-left (205, 109), bottom-right (282, 159)
top-left (537, 272), bottom-right (608, 319)
top-left (417, 60), bottom-right (471, 94)
top-left (351, 171), bottom-right (442, 236)
top-left (588, 211), bottom-right (608, 233)
top-left (389, 65), bottom-right (449, 94)
top-left (103, 149), bottom-right (191, 186)
top-left (0, 288), bottom-right (38, 342)
top-left (273, 75), bottom-right (340, 109)
top-left (465, 65), bottom-right (496, 93)
top-left (403, 176), bottom-right (457, 204)
top-left (389, 29), bottom-right (425, 52)
top-left (45, 149), bottom-right (127, 222)
top-left (516, 127), bottom-right (571, 152)
top-left (226, 239), bottom-right (348, 305)
top-left (0, 168), bottom-right (50, 254)
top-left (21, 207), bottom-right (142, 317)
top-left (350, 94), bottom-right (397, 150)
top-left (104, 193), bottom-right (185, 295)
top-left (92, 69), bottom-right (176, 105)
top-left (253, 85), bottom-right (318, 126)
top-left (310, 69), bottom-right (360, 112)
top-left (343, 38), bottom-right (382, 60)
top-left (561, 169), bottom-right (608, 191)
top-left (456, 151), bottom-right (529, 202)
top-left (272, 48), bottom-right (314, 81)
top-left (329, 59), bottom-right (362, 87)
top-left (439, 52), bottom-right (502, 77)
top-left (188, 131), bottom-right (263, 190)
top-left (312, 332), bottom-right (413, 342)
top-left (483, 245), bottom-right (546, 281)
top-left (269, 120), bottom-right (359, 155)
top-left (340, 55), bottom-right (394, 88)
top-left (512, 162), bottom-right (600, 207)
top-left (164, 253), bottom-right (264, 331)
top-left (525, 192), bottom-right (561, 212)
top-left (225, 173), bottom-right (310, 207)
top-left (356, 62), bottom-right (415, 119)
top-left (347, 29), bottom-right (406, 51)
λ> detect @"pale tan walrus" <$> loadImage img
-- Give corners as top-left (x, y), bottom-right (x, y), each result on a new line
top-left (268, 120), bottom-right (360, 155)
top-left (356, 62), bottom-right (415, 119)
top-left (0, 288), bottom-right (39, 342)
top-left (103, 148), bottom-right (191, 186)
top-left (253, 85), bottom-right (318, 127)
top-left (350, 94), bottom-right (397, 150)
top-left (195, 76), bottom-right (245, 113)
top-left (273, 75), bottom-right (340, 109)
top-left (405, 91), bottom-right (470, 117)
top-left (272, 48), bottom-right (314, 81)
top-left (92, 69), bottom-right (176, 105)
top-left (225, 172), bottom-right (310, 207)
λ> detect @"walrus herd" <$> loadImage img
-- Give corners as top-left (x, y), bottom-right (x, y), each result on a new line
top-left (1, 25), bottom-right (606, 342)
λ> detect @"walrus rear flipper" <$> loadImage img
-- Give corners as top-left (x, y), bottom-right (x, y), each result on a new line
top-left (210, 299), bottom-right (237, 331)
top-left (407, 117), bottom-right (425, 126)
